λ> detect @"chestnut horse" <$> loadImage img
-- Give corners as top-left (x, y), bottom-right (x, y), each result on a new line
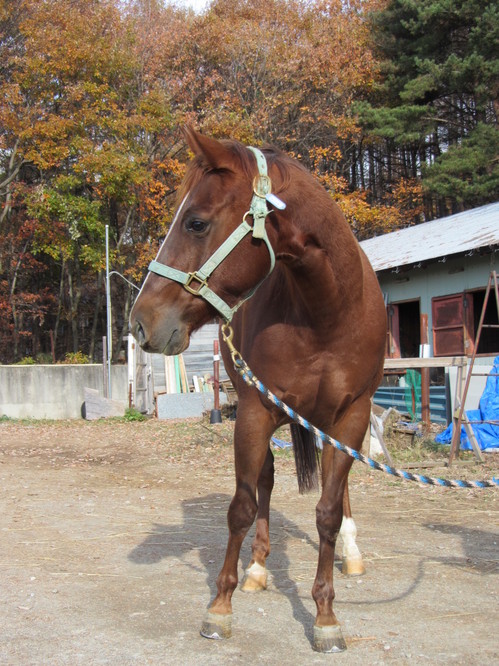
top-left (130, 128), bottom-right (386, 652)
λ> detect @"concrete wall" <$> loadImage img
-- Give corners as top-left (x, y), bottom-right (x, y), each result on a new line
top-left (0, 364), bottom-right (128, 419)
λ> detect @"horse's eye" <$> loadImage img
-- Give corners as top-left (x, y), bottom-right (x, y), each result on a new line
top-left (186, 218), bottom-right (209, 234)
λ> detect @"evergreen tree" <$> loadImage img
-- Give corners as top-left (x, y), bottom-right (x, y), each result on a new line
top-left (360, 0), bottom-right (499, 216)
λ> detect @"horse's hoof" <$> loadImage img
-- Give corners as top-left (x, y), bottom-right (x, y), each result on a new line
top-left (342, 555), bottom-right (365, 576)
top-left (200, 611), bottom-right (232, 640)
top-left (312, 624), bottom-right (347, 653)
top-left (241, 561), bottom-right (268, 592)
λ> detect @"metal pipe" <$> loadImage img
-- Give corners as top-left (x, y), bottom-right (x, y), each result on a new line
top-left (105, 225), bottom-right (112, 398)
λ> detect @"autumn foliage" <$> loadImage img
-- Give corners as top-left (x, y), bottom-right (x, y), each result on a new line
top-left (0, 0), bottom-right (497, 363)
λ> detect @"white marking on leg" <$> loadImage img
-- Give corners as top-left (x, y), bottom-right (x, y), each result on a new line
top-left (246, 561), bottom-right (267, 578)
top-left (340, 516), bottom-right (362, 562)
top-left (241, 560), bottom-right (268, 591)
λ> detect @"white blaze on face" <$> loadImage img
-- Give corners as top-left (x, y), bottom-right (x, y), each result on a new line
top-left (135, 193), bottom-right (190, 299)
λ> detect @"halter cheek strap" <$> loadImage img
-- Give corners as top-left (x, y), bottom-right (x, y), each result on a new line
top-left (147, 146), bottom-right (278, 322)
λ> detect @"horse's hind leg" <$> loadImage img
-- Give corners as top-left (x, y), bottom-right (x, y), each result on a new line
top-left (340, 481), bottom-right (365, 576)
top-left (241, 446), bottom-right (274, 591)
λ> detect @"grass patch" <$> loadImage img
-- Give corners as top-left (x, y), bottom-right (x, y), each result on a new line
top-left (122, 407), bottom-right (147, 422)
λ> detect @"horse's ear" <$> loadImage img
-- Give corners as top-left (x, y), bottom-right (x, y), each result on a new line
top-left (182, 125), bottom-right (236, 171)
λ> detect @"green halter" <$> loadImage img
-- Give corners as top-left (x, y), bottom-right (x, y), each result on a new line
top-left (148, 146), bottom-right (278, 322)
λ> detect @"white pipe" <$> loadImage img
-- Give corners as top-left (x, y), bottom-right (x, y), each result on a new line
top-left (105, 225), bottom-right (112, 398)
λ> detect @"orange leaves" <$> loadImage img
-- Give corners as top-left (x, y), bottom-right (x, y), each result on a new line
top-left (335, 178), bottom-right (424, 241)
top-left (388, 179), bottom-right (425, 221)
top-left (0, 0), bottom-right (416, 362)
top-left (137, 156), bottom-right (187, 234)
top-left (126, 241), bottom-right (156, 284)
top-left (21, 115), bottom-right (77, 170)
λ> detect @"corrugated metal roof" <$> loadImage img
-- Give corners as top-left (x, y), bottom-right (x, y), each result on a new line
top-left (360, 202), bottom-right (499, 272)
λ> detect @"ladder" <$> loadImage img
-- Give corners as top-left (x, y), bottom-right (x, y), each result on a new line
top-left (449, 270), bottom-right (499, 464)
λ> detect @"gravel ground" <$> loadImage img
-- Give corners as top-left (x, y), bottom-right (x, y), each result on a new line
top-left (0, 418), bottom-right (497, 665)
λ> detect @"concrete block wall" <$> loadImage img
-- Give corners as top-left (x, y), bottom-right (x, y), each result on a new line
top-left (0, 364), bottom-right (128, 419)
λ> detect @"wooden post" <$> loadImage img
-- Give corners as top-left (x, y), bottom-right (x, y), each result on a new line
top-left (449, 361), bottom-right (465, 464)
top-left (49, 329), bottom-right (56, 364)
top-left (213, 340), bottom-right (220, 410)
top-left (420, 314), bottom-right (430, 426)
top-left (210, 339), bottom-right (222, 423)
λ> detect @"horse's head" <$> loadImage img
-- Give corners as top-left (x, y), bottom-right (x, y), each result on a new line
top-left (130, 127), bottom-right (281, 355)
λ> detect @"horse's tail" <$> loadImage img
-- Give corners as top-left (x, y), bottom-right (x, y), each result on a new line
top-left (290, 423), bottom-right (320, 494)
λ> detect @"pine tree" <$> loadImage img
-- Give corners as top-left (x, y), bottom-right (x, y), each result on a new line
top-left (360, 0), bottom-right (499, 216)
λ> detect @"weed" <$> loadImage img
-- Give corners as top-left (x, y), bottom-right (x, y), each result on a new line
top-left (61, 351), bottom-right (91, 364)
top-left (123, 407), bottom-right (147, 422)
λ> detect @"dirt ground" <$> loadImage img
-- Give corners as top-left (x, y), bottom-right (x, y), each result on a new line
top-left (0, 418), bottom-right (497, 666)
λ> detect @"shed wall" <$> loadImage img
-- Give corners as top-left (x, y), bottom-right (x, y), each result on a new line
top-left (377, 254), bottom-right (495, 356)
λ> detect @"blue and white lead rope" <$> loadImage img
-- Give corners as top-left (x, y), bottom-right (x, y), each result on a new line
top-left (221, 325), bottom-right (498, 490)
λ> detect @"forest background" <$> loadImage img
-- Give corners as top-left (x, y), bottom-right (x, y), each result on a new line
top-left (0, 0), bottom-right (497, 364)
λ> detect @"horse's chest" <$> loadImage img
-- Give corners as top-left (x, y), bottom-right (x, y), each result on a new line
top-left (264, 354), bottom-right (345, 417)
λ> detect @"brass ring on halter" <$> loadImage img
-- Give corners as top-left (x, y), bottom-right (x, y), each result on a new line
top-left (242, 211), bottom-right (253, 227)
top-left (252, 174), bottom-right (272, 198)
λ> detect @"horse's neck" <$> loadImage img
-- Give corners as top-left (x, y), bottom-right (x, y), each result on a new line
top-left (271, 209), bottom-right (363, 327)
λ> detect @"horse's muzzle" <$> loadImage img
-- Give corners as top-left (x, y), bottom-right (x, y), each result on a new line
top-left (130, 307), bottom-right (189, 356)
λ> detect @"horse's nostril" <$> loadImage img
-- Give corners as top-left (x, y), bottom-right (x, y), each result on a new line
top-left (134, 320), bottom-right (146, 345)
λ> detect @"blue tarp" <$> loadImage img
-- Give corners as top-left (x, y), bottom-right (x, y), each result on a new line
top-left (435, 355), bottom-right (499, 451)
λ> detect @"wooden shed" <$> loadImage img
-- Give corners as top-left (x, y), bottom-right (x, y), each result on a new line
top-left (360, 202), bottom-right (499, 362)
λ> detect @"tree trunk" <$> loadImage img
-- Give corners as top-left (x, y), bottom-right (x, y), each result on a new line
top-left (9, 241), bottom-right (29, 360)
top-left (89, 270), bottom-right (103, 361)
top-left (67, 261), bottom-right (82, 353)
top-left (0, 138), bottom-right (22, 234)
top-left (53, 257), bottom-right (66, 358)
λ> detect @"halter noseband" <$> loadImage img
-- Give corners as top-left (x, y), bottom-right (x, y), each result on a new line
top-left (147, 146), bottom-right (283, 322)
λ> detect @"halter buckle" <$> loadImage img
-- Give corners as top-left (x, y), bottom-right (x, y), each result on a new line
top-left (252, 174), bottom-right (272, 198)
top-left (184, 272), bottom-right (208, 296)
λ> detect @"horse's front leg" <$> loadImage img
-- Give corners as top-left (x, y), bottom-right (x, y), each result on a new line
top-left (241, 446), bottom-right (274, 591)
top-left (201, 404), bottom-right (274, 640)
top-left (312, 448), bottom-right (351, 653)
top-left (312, 398), bottom-right (370, 653)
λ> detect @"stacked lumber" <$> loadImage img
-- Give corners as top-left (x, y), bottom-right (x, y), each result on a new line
top-left (164, 355), bottom-right (189, 393)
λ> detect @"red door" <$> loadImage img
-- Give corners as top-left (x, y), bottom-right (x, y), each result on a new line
top-left (432, 294), bottom-right (474, 356)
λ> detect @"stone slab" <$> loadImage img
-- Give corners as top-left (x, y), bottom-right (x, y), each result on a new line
top-left (83, 387), bottom-right (125, 420)
top-left (156, 392), bottom-right (227, 419)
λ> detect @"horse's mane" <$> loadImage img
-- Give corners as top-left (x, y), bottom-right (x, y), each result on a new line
top-left (176, 139), bottom-right (296, 206)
